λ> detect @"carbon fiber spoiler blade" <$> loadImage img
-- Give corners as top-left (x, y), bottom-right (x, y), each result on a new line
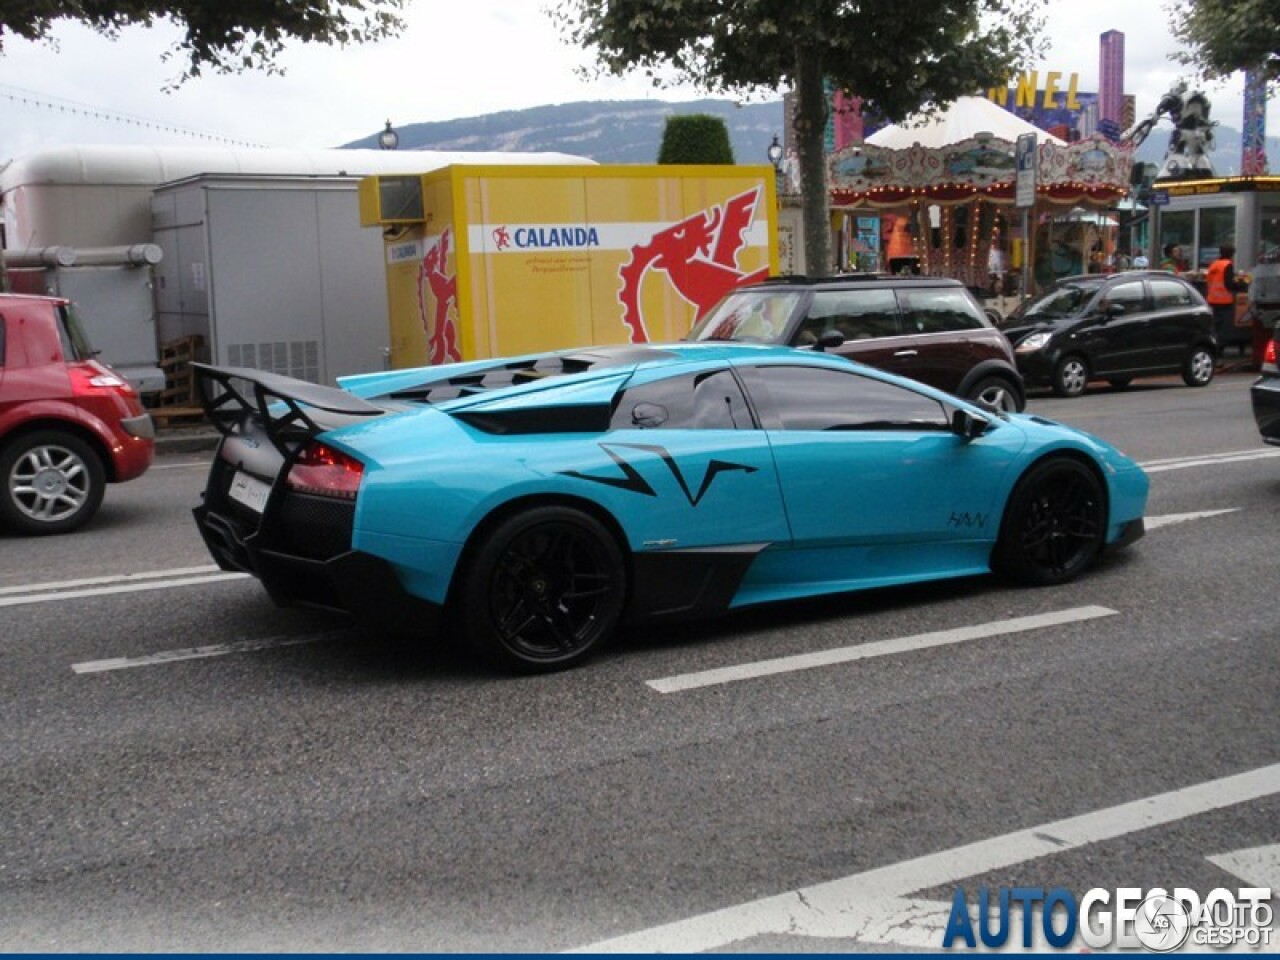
top-left (193, 363), bottom-right (384, 453)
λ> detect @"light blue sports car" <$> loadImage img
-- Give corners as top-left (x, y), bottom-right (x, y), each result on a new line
top-left (192, 344), bottom-right (1148, 673)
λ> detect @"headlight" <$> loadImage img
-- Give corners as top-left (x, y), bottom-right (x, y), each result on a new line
top-left (1016, 332), bottom-right (1051, 353)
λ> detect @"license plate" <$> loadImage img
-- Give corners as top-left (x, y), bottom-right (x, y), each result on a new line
top-left (228, 471), bottom-right (272, 514)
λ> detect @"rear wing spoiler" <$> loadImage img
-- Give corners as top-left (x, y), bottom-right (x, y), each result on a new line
top-left (193, 363), bottom-right (384, 454)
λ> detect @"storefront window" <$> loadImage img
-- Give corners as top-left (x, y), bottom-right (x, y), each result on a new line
top-left (1197, 206), bottom-right (1236, 268)
top-left (1159, 210), bottom-right (1194, 266)
top-left (1261, 205), bottom-right (1280, 263)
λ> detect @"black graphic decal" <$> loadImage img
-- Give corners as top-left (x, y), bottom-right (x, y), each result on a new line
top-left (948, 511), bottom-right (988, 529)
top-left (561, 442), bottom-right (757, 507)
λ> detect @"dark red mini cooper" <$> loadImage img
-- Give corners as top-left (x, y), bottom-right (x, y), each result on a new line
top-left (0, 293), bottom-right (154, 534)
top-left (686, 275), bottom-right (1026, 411)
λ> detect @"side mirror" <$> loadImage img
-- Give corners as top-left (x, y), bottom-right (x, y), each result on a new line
top-left (814, 328), bottom-right (845, 352)
top-left (1104, 301), bottom-right (1127, 318)
top-left (951, 408), bottom-right (991, 441)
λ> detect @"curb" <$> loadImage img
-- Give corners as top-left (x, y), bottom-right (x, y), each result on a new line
top-left (155, 428), bottom-right (220, 456)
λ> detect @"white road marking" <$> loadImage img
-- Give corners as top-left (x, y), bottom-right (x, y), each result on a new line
top-left (571, 763), bottom-right (1280, 953)
top-left (646, 606), bottom-right (1118, 694)
top-left (1207, 843), bottom-right (1280, 891)
top-left (1139, 449), bottom-right (1280, 473)
top-left (148, 461), bottom-right (211, 470)
top-left (0, 572), bottom-right (249, 608)
top-left (1145, 509), bottom-right (1240, 530)
top-left (72, 632), bottom-right (334, 674)
top-left (0, 564), bottom-right (223, 596)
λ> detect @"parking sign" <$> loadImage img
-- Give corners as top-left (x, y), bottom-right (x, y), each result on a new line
top-left (1015, 132), bottom-right (1037, 208)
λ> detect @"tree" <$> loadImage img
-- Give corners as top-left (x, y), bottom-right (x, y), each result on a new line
top-left (0, 0), bottom-right (406, 81)
top-left (1170, 0), bottom-right (1280, 89)
top-left (555, 0), bottom-right (1044, 276)
top-left (657, 114), bottom-right (736, 164)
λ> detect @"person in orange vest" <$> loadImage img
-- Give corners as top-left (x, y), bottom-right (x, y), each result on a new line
top-left (1205, 244), bottom-right (1247, 353)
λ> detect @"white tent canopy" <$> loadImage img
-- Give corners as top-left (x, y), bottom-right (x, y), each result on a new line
top-left (867, 95), bottom-right (1067, 150)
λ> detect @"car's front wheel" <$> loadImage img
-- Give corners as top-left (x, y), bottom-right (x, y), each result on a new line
top-left (966, 376), bottom-right (1021, 413)
top-left (0, 431), bottom-right (106, 535)
top-left (993, 457), bottom-right (1106, 586)
top-left (460, 506), bottom-right (626, 673)
top-left (1182, 346), bottom-right (1215, 387)
top-left (1052, 356), bottom-right (1090, 397)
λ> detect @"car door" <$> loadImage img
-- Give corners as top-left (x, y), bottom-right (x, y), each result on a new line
top-left (735, 362), bottom-right (1025, 597)
top-left (894, 284), bottom-right (995, 393)
top-left (1085, 278), bottom-right (1150, 375)
top-left (790, 288), bottom-right (921, 381)
top-left (583, 366), bottom-right (791, 551)
top-left (1147, 277), bottom-right (1205, 368)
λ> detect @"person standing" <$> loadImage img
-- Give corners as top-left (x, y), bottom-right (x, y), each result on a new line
top-left (1205, 244), bottom-right (1246, 352)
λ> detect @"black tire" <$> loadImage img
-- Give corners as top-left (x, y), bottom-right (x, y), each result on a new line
top-left (459, 506), bottom-right (625, 673)
top-left (993, 458), bottom-right (1107, 586)
top-left (966, 376), bottom-right (1021, 413)
top-left (1052, 356), bottom-right (1089, 398)
top-left (0, 430), bottom-right (105, 535)
top-left (1107, 377), bottom-right (1132, 389)
top-left (1182, 346), bottom-right (1215, 387)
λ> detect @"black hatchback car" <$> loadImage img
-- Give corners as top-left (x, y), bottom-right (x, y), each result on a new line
top-left (1001, 271), bottom-right (1217, 397)
top-left (1252, 330), bottom-right (1280, 444)
top-left (686, 275), bottom-right (1026, 411)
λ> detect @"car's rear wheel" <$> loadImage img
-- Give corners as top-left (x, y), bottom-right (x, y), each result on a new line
top-left (460, 506), bottom-right (625, 673)
top-left (1182, 346), bottom-right (1215, 387)
top-left (1052, 356), bottom-right (1089, 397)
top-left (0, 431), bottom-right (106, 535)
top-left (993, 457), bottom-right (1106, 586)
top-left (966, 376), bottom-right (1020, 413)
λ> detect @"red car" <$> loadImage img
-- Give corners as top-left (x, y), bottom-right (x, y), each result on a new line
top-left (0, 293), bottom-right (154, 534)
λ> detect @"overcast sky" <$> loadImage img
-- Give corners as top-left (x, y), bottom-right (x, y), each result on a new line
top-left (0, 0), bottom-right (1275, 161)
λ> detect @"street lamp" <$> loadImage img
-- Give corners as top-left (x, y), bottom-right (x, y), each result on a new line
top-left (767, 134), bottom-right (783, 170)
top-left (378, 120), bottom-right (399, 151)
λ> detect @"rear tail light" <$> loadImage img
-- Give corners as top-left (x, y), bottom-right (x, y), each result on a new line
top-left (68, 361), bottom-right (136, 397)
top-left (287, 441), bottom-right (364, 500)
top-left (1264, 339), bottom-right (1278, 374)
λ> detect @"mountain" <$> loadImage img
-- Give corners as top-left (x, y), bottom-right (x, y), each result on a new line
top-left (343, 98), bottom-right (1280, 174)
top-left (342, 99), bottom-right (785, 164)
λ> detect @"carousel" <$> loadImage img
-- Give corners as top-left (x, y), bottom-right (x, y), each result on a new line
top-left (826, 96), bottom-right (1134, 295)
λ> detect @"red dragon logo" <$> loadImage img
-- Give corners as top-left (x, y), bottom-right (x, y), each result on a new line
top-left (617, 188), bottom-right (769, 343)
top-left (417, 228), bottom-right (461, 364)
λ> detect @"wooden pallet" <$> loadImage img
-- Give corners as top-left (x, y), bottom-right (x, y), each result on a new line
top-left (156, 335), bottom-right (203, 407)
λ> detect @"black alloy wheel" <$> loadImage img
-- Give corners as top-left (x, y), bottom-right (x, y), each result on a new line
top-left (994, 458), bottom-right (1106, 586)
top-left (462, 506), bottom-right (625, 673)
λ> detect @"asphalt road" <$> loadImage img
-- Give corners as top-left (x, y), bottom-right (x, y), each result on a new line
top-left (0, 373), bottom-right (1276, 952)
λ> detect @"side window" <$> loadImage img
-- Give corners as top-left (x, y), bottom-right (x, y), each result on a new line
top-left (795, 289), bottom-right (901, 344)
top-left (754, 365), bottom-right (949, 431)
top-left (896, 287), bottom-right (987, 333)
top-left (610, 369), bottom-right (752, 430)
top-left (1150, 279), bottom-right (1192, 309)
top-left (1103, 281), bottom-right (1147, 310)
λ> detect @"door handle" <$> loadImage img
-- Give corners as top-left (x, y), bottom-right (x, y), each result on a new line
top-left (893, 349), bottom-right (918, 357)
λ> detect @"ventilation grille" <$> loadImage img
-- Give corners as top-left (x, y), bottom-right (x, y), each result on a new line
top-left (226, 341), bottom-right (321, 383)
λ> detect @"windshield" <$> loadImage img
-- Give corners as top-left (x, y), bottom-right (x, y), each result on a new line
top-left (686, 290), bottom-right (804, 343)
top-left (1007, 280), bottom-right (1104, 322)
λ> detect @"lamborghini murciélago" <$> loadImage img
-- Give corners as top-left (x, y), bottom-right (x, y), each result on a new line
top-left (192, 344), bottom-right (1148, 673)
